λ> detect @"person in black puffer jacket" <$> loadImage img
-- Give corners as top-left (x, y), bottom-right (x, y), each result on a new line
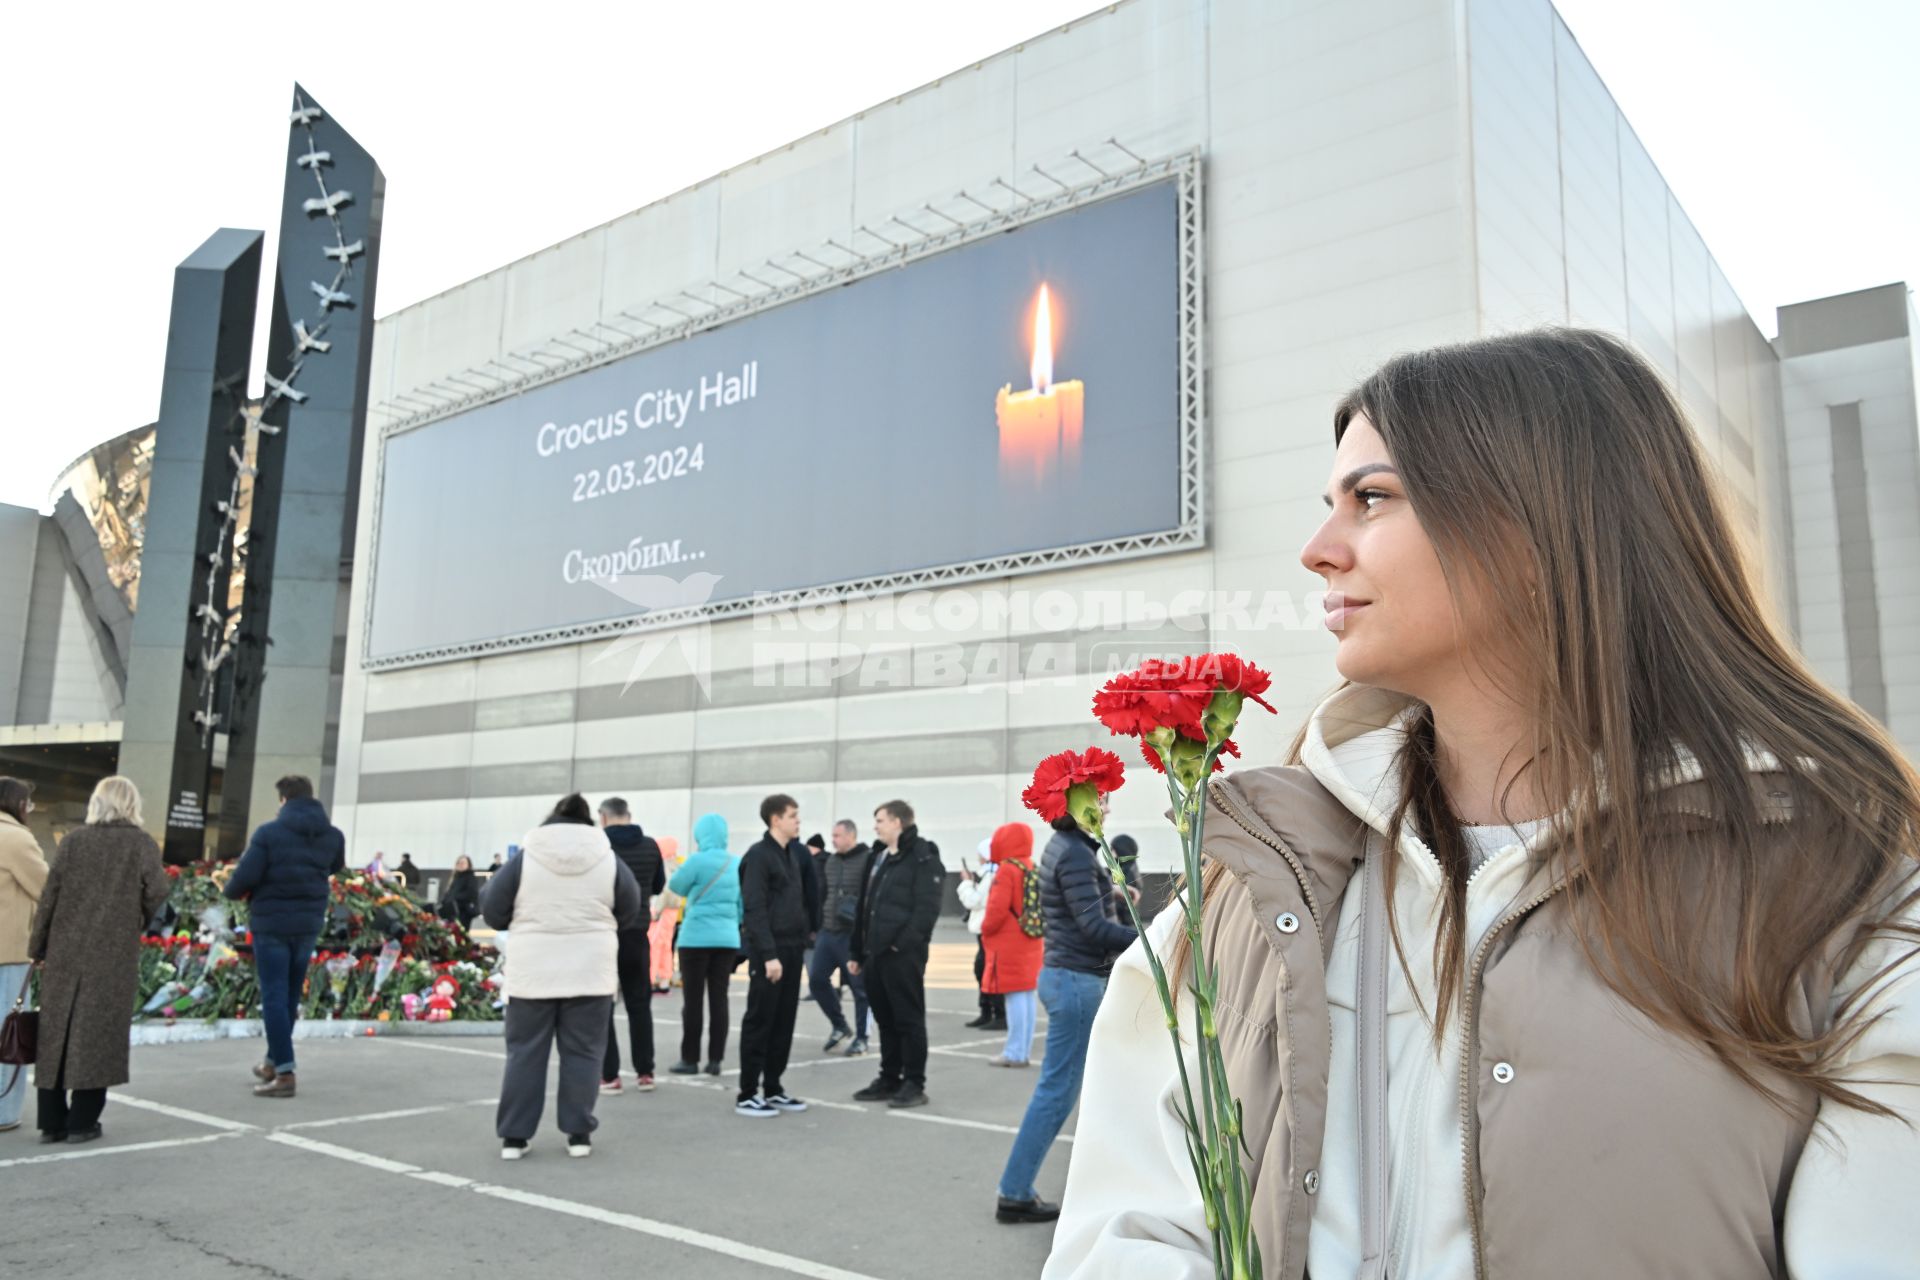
top-left (1038, 821), bottom-right (1137, 979)
top-left (993, 794), bottom-right (1137, 1225)
top-left (597, 797), bottom-right (666, 1090)
top-left (849, 801), bottom-right (945, 1109)
top-left (223, 775), bottom-right (346, 1098)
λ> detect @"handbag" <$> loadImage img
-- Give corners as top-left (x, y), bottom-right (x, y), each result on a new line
top-left (0, 987), bottom-right (38, 1098)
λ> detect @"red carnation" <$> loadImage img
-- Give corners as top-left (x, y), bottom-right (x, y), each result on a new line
top-left (1194, 654), bottom-right (1276, 712)
top-left (1092, 660), bottom-right (1214, 740)
top-left (1021, 747), bottom-right (1127, 823)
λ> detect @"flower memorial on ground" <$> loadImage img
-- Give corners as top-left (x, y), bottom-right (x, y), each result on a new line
top-left (1023, 652), bottom-right (1276, 1280)
top-left (134, 865), bottom-right (501, 1023)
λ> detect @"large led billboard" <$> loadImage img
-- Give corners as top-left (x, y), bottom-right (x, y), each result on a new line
top-left (363, 167), bottom-right (1198, 665)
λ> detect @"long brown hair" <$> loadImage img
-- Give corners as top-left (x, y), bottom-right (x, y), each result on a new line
top-left (1319, 326), bottom-right (1920, 1114)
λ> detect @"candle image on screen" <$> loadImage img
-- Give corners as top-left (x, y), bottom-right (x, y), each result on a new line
top-left (995, 284), bottom-right (1085, 481)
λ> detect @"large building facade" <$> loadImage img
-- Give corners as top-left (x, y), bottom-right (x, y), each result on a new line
top-left (234, 0), bottom-right (1917, 866)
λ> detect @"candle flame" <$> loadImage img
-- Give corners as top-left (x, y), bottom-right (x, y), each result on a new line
top-left (1031, 284), bottom-right (1054, 394)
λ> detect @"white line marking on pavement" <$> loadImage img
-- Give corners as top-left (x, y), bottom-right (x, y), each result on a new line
top-left (889, 1111), bottom-right (1073, 1143)
top-left (382, 1041), bottom-right (506, 1061)
top-left (926, 1049), bottom-right (1046, 1064)
top-left (113, 1094), bottom-right (258, 1132)
top-left (278, 1100), bottom-right (494, 1132)
top-left (0, 1132), bottom-right (240, 1169)
top-left (474, 1183), bottom-right (891, 1279)
top-left (268, 1131), bottom-right (888, 1280)
top-left (266, 1131), bottom-right (421, 1174)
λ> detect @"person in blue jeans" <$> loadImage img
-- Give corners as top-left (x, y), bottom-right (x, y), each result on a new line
top-left (808, 820), bottom-right (873, 1055)
top-left (223, 774), bottom-right (346, 1099)
top-left (996, 797), bottom-right (1137, 1223)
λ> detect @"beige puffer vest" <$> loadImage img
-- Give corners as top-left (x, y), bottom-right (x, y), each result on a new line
top-left (1202, 765), bottom-right (1826, 1279)
top-left (502, 822), bottom-right (619, 1001)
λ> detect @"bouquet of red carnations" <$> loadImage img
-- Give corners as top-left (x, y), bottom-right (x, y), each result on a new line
top-left (1022, 653), bottom-right (1274, 1280)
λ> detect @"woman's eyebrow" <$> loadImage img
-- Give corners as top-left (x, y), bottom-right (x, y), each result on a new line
top-left (1322, 463), bottom-right (1400, 507)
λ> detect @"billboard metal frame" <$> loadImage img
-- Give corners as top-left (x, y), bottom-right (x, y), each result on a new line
top-left (361, 148), bottom-right (1204, 671)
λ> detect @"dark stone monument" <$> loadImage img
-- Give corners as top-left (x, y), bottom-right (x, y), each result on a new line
top-left (118, 229), bottom-right (263, 862)
top-left (120, 85), bottom-right (381, 861)
top-left (217, 86), bottom-right (384, 855)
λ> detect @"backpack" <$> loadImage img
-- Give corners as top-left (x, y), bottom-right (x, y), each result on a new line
top-left (1014, 860), bottom-right (1045, 939)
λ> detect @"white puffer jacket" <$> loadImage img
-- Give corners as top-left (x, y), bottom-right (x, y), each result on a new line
top-left (957, 838), bottom-right (996, 936)
top-left (498, 822), bottom-right (619, 1000)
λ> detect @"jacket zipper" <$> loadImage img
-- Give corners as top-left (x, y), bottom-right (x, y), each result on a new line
top-left (1458, 878), bottom-right (1568, 1280)
top-left (1208, 779), bottom-right (1325, 930)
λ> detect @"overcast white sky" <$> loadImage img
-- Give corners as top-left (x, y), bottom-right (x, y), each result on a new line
top-left (2, 0), bottom-right (1912, 511)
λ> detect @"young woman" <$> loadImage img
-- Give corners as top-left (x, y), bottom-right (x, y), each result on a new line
top-left (1047, 329), bottom-right (1920, 1278)
top-left (441, 855), bottom-right (480, 930)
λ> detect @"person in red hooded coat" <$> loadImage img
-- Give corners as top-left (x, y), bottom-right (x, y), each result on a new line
top-left (980, 822), bottom-right (1043, 1066)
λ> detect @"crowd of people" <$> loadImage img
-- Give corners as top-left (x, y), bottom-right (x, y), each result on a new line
top-left (0, 770), bottom-right (1136, 1222)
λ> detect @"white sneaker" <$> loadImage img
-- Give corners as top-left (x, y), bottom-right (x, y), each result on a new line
top-left (501, 1140), bottom-right (529, 1161)
top-left (567, 1133), bottom-right (592, 1158)
top-left (764, 1093), bottom-right (809, 1113)
top-left (734, 1095), bottom-right (779, 1118)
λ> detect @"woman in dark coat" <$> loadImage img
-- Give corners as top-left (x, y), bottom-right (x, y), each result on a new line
top-left (442, 855), bottom-right (481, 930)
top-left (28, 776), bottom-right (170, 1144)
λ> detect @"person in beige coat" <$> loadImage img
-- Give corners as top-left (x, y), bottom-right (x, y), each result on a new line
top-left (0, 777), bottom-right (50, 1132)
top-left (29, 777), bottom-right (170, 1145)
top-left (1048, 330), bottom-right (1920, 1278)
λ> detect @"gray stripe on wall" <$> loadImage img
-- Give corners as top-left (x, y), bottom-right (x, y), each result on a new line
top-left (1829, 402), bottom-right (1889, 722)
top-left (357, 766), bottom-right (471, 804)
top-left (574, 751), bottom-right (695, 793)
top-left (576, 675), bottom-right (698, 721)
top-left (362, 617), bottom-right (1208, 744)
top-left (350, 721), bottom-right (1114, 805)
top-left (362, 700), bottom-right (475, 742)
top-left (694, 741), bottom-right (839, 788)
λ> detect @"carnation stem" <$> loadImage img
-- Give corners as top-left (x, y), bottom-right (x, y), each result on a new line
top-left (1090, 826), bottom-right (1221, 1268)
top-left (1097, 737), bottom-right (1259, 1279)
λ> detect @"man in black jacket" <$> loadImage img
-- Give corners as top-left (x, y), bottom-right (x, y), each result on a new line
top-left (223, 775), bottom-right (346, 1099)
top-left (597, 797), bottom-right (666, 1092)
top-left (735, 793), bottom-right (820, 1117)
top-left (849, 799), bottom-right (945, 1109)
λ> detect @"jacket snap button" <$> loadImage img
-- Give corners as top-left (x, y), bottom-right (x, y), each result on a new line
top-left (1303, 1169), bottom-right (1320, 1195)
top-left (1492, 1061), bottom-right (1515, 1084)
top-left (1275, 912), bottom-right (1299, 934)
